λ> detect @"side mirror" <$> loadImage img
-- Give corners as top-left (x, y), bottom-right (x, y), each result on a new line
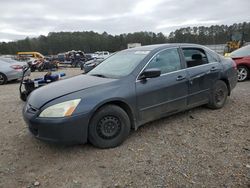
top-left (138, 68), bottom-right (161, 80)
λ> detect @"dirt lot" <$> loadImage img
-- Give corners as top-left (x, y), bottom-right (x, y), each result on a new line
top-left (0, 68), bottom-right (249, 188)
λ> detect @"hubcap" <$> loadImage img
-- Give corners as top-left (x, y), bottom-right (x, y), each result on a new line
top-left (237, 68), bottom-right (247, 81)
top-left (96, 116), bottom-right (121, 139)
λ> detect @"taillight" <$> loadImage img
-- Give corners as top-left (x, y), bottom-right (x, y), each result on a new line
top-left (11, 65), bottom-right (23, 70)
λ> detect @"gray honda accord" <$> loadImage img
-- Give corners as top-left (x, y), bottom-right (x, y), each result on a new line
top-left (23, 44), bottom-right (237, 148)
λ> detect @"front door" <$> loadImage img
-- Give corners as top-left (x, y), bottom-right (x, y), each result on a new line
top-left (136, 48), bottom-right (188, 125)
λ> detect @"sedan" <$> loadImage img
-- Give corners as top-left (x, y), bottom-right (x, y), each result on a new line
top-left (23, 44), bottom-right (237, 148)
top-left (0, 57), bottom-right (30, 85)
top-left (81, 58), bottom-right (104, 73)
top-left (230, 45), bottom-right (250, 81)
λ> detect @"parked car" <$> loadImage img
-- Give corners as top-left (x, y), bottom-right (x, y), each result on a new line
top-left (0, 57), bottom-right (30, 85)
top-left (57, 53), bottom-right (65, 62)
top-left (94, 51), bottom-right (110, 59)
top-left (229, 45), bottom-right (250, 81)
top-left (81, 58), bottom-right (104, 73)
top-left (23, 44), bottom-right (237, 148)
top-left (85, 53), bottom-right (96, 61)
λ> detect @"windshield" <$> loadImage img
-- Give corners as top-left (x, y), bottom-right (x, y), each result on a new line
top-left (88, 50), bottom-right (149, 78)
top-left (231, 45), bottom-right (250, 57)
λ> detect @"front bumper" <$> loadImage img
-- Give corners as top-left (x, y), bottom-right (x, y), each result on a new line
top-left (23, 105), bottom-right (89, 144)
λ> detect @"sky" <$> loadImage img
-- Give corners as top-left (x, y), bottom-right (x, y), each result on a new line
top-left (0, 0), bottom-right (250, 42)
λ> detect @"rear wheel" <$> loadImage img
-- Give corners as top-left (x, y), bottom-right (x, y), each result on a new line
top-left (207, 80), bottom-right (228, 109)
top-left (88, 105), bottom-right (130, 148)
top-left (0, 73), bottom-right (7, 85)
top-left (237, 66), bottom-right (249, 82)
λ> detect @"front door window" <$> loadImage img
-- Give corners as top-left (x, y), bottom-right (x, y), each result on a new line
top-left (146, 48), bottom-right (181, 74)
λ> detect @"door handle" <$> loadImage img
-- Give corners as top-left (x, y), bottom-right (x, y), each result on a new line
top-left (176, 75), bottom-right (186, 81)
top-left (210, 67), bottom-right (217, 72)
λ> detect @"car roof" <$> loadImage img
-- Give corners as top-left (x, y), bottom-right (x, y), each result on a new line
top-left (125, 43), bottom-right (205, 52)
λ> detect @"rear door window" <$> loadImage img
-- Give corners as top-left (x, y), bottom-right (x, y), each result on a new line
top-left (182, 48), bottom-right (209, 68)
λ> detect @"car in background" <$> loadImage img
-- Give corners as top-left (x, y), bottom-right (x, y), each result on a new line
top-left (81, 58), bottom-right (104, 73)
top-left (84, 53), bottom-right (95, 61)
top-left (0, 57), bottom-right (30, 85)
top-left (57, 53), bottom-right (65, 62)
top-left (23, 44), bottom-right (237, 148)
top-left (230, 45), bottom-right (250, 81)
top-left (93, 51), bottom-right (110, 59)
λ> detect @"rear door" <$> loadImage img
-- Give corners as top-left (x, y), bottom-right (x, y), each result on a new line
top-left (136, 48), bottom-right (188, 124)
top-left (181, 47), bottom-right (222, 107)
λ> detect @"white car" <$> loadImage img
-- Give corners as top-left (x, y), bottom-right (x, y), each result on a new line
top-left (94, 51), bottom-right (110, 59)
top-left (0, 57), bottom-right (30, 85)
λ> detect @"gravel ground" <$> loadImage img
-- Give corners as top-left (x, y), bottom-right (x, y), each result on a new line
top-left (0, 68), bottom-right (249, 188)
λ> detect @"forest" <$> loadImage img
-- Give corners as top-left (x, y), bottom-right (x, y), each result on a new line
top-left (0, 22), bottom-right (249, 55)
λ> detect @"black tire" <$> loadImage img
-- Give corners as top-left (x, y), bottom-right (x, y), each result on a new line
top-left (237, 65), bottom-right (249, 82)
top-left (0, 73), bottom-right (7, 85)
top-left (207, 80), bottom-right (228, 109)
top-left (88, 105), bottom-right (131, 148)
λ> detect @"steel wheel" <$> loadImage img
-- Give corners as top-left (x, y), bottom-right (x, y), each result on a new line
top-left (88, 105), bottom-right (131, 148)
top-left (96, 116), bottom-right (122, 139)
top-left (215, 88), bottom-right (227, 106)
top-left (207, 80), bottom-right (228, 109)
top-left (237, 66), bottom-right (248, 82)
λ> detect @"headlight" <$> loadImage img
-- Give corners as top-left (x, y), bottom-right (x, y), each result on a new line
top-left (39, 99), bottom-right (81, 118)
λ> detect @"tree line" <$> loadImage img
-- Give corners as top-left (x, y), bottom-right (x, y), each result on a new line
top-left (0, 22), bottom-right (249, 55)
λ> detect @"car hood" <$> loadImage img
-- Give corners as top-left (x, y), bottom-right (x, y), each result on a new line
top-left (27, 74), bottom-right (116, 109)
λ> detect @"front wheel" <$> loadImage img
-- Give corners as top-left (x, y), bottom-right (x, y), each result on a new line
top-left (88, 105), bottom-right (130, 148)
top-left (237, 66), bottom-right (249, 82)
top-left (207, 80), bottom-right (228, 109)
